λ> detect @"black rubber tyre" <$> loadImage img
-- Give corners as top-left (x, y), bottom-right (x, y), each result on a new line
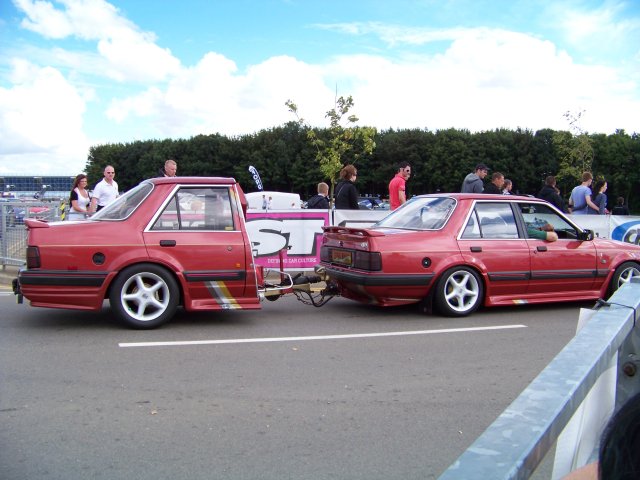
top-left (609, 261), bottom-right (640, 296)
top-left (434, 266), bottom-right (484, 317)
top-left (109, 263), bottom-right (179, 329)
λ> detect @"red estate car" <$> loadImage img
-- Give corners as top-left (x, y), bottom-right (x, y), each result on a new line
top-left (14, 177), bottom-right (269, 328)
top-left (319, 193), bottom-right (640, 316)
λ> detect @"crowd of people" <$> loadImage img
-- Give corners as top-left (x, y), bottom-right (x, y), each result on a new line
top-left (68, 158), bottom-right (178, 220)
top-left (322, 161), bottom-right (624, 221)
top-left (70, 158), bottom-right (629, 223)
top-left (67, 164), bottom-right (120, 220)
top-left (319, 161), bottom-right (622, 242)
top-left (457, 163), bottom-right (624, 217)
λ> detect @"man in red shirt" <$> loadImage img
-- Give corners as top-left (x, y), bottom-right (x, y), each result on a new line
top-left (389, 162), bottom-right (411, 210)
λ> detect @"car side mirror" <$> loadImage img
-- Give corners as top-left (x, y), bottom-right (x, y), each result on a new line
top-left (578, 229), bottom-right (595, 241)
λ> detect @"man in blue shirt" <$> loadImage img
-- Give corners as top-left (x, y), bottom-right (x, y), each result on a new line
top-left (569, 172), bottom-right (599, 215)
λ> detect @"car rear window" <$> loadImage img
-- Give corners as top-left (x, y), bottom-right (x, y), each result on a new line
top-left (91, 182), bottom-right (153, 221)
top-left (374, 197), bottom-right (456, 230)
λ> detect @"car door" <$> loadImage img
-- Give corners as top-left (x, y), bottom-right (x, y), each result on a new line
top-left (143, 186), bottom-right (250, 308)
top-left (518, 202), bottom-right (598, 295)
top-left (458, 201), bottom-right (531, 299)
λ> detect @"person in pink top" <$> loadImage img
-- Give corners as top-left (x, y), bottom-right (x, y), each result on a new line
top-left (388, 161), bottom-right (411, 210)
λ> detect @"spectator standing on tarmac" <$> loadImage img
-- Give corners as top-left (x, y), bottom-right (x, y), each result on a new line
top-left (158, 159), bottom-right (177, 177)
top-left (461, 164), bottom-right (489, 193)
top-left (483, 172), bottom-right (505, 194)
top-left (537, 175), bottom-right (567, 212)
top-left (612, 197), bottom-right (630, 215)
top-left (68, 174), bottom-right (92, 220)
top-left (502, 179), bottom-right (513, 195)
top-left (306, 182), bottom-right (330, 209)
top-left (568, 172), bottom-right (599, 215)
top-left (334, 164), bottom-right (359, 210)
top-left (591, 180), bottom-right (609, 214)
top-left (90, 165), bottom-right (119, 212)
top-left (388, 161), bottom-right (411, 211)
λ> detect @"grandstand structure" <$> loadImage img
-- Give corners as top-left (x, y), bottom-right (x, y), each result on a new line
top-left (0, 176), bottom-right (74, 200)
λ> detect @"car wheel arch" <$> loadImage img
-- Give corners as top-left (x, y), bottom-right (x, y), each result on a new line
top-left (431, 263), bottom-right (487, 317)
top-left (433, 263), bottom-right (487, 296)
top-left (608, 260), bottom-right (640, 296)
top-left (105, 261), bottom-right (185, 306)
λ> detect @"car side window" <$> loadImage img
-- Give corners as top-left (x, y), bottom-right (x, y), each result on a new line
top-left (461, 211), bottom-right (481, 238)
top-left (462, 202), bottom-right (518, 239)
top-left (151, 187), bottom-right (235, 231)
top-left (519, 203), bottom-right (578, 239)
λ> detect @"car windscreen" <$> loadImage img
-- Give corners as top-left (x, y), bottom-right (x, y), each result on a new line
top-left (373, 196), bottom-right (456, 230)
top-left (91, 182), bottom-right (153, 221)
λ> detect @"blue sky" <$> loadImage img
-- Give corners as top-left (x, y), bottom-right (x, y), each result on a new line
top-left (1, 0), bottom-right (639, 176)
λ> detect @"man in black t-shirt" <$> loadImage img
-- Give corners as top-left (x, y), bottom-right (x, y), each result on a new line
top-left (483, 172), bottom-right (505, 194)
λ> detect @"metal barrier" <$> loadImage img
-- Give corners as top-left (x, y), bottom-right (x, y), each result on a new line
top-left (0, 200), bottom-right (61, 268)
top-left (438, 280), bottom-right (640, 479)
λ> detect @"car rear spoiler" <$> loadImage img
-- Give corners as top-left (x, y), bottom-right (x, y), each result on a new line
top-left (24, 219), bottom-right (50, 229)
top-left (322, 226), bottom-right (385, 237)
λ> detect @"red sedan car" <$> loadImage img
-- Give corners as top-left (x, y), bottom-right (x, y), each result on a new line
top-left (14, 177), bottom-right (264, 328)
top-left (319, 193), bottom-right (640, 316)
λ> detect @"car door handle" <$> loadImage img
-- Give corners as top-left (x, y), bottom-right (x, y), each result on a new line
top-left (536, 246), bottom-right (547, 252)
top-left (160, 240), bottom-right (176, 247)
top-left (470, 246), bottom-right (482, 252)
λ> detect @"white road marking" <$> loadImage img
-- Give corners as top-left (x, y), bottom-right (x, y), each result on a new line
top-left (119, 324), bottom-right (527, 348)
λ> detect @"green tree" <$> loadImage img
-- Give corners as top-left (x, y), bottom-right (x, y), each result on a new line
top-left (555, 110), bottom-right (594, 186)
top-left (286, 95), bottom-right (376, 204)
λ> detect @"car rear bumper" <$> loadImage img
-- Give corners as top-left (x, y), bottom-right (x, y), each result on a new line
top-left (16, 268), bottom-right (110, 310)
top-left (322, 264), bottom-right (435, 287)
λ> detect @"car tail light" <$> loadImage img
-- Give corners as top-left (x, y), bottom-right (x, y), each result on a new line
top-left (26, 246), bottom-right (41, 269)
top-left (353, 251), bottom-right (382, 271)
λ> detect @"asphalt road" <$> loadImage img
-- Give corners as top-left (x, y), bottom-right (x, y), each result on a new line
top-left (0, 286), bottom-right (592, 480)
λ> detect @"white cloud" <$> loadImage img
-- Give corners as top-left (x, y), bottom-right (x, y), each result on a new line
top-left (548, 1), bottom-right (640, 68)
top-left (97, 32), bottom-right (180, 83)
top-left (314, 21), bottom-right (470, 47)
top-left (104, 27), bottom-right (638, 137)
top-left (15, 0), bottom-right (74, 38)
top-left (107, 53), bottom-right (335, 137)
top-left (14, 0), bottom-right (181, 83)
top-left (0, 59), bottom-right (90, 175)
top-left (16, 0), bottom-right (133, 40)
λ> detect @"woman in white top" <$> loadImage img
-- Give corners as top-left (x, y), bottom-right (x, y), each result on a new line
top-left (68, 174), bottom-right (92, 220)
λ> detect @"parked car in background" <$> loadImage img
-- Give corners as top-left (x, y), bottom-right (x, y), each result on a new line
top-left (319, 193), bottom-right (640, 317)
top-left (358, 196), bottom-right (389, 210)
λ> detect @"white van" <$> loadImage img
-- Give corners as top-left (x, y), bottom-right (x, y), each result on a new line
top-left (246, 191), bottom-right (302, 210)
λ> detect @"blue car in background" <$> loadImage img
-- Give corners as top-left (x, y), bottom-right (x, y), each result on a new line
top-left (358, 196), bottom-right (390, 210)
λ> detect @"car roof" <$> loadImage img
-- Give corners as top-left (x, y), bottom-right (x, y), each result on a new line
top-left (417, 193), bottom-right (543, 202)
top-left (146, 176), bottom-right (237, 186)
